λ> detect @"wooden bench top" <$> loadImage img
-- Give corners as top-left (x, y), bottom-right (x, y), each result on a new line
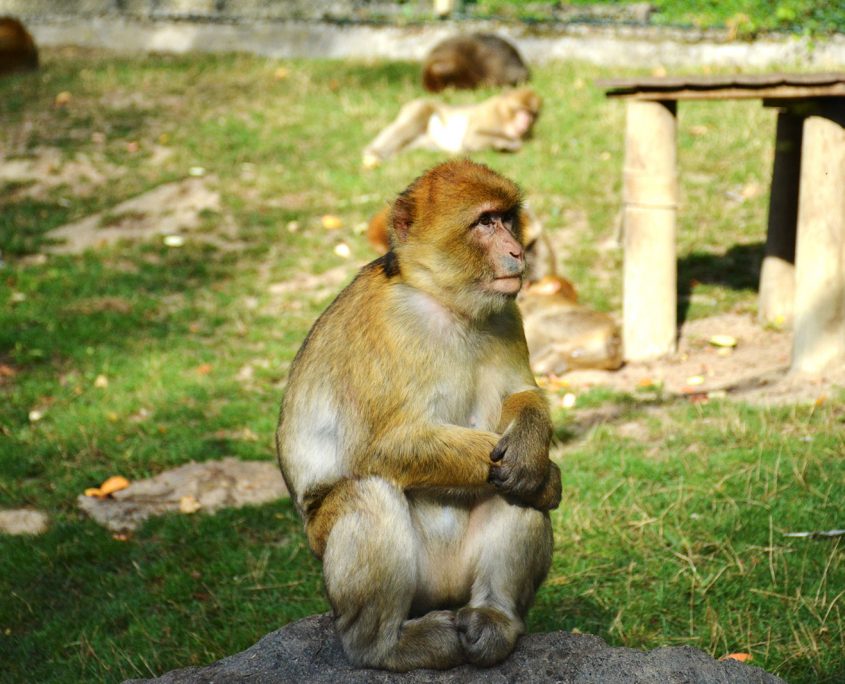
top-left (597, 72), bottom-right (845, 101)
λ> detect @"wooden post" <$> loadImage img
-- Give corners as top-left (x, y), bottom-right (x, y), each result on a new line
top-left (791, 102), bottom-right (845, 374)
top-left (758, 109), bottom-right (803, 328)
top-left (622, 99), bottom-right (678, 361)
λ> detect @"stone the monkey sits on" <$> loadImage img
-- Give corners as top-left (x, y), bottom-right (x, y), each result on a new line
top-left (276, 160), bottom-right (560, 671)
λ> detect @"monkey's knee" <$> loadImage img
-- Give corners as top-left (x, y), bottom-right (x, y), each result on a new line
top-left (456, 606), bottom-right (522, 667)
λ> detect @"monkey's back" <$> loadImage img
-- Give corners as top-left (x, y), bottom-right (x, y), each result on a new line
top-left (423, 34), bottom-right (529, 92)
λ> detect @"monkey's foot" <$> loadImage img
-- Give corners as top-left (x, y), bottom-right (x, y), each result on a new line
top-left (456, 606), bottom-right (521, 667)
top-left (382, 610), bottom-right (464, 672)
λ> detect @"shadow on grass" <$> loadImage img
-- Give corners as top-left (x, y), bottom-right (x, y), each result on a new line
top-left (530, 591), bottom-right (613, 638)
top-left (1, 244), bottom-right (237, 369)
top-left (677, 241), bottom-right (763, 326)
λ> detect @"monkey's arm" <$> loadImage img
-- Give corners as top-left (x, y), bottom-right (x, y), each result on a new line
top-left (488, 389), bottom-right (561, 511)
top-left (363, 99), bottom-right (438, 165)
top-left (357, 422), bottom-right (500, 490)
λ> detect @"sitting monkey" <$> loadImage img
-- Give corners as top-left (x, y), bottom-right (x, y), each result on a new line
top-left (362, 87), bottom-right (541, 168)
top-left (277, 160), bottom-right (560, 671)
top-left (423, 33), bottom-right (530, 93)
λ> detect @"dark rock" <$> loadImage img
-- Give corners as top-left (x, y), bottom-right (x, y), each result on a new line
top-left (126, 613), bottom-right (785, 684)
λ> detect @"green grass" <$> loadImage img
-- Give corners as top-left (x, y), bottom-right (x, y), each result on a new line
top-left (471, 0), bottom-right (845, 35)
top-left (1, 50), bottom-right (843, 683)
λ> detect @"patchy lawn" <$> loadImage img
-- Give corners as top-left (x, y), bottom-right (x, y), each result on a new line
top-left (1, 49), bottom-right (843, 683)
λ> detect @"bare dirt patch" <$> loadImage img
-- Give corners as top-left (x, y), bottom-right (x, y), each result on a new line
top-left (558, 313), bottom-right (843, 406)
top-left (0, 146), bottom-right (126, 199)
top-left (43, 177), bottom-right (239, 254)
top-left (77, 458), bottom-right (288, 532)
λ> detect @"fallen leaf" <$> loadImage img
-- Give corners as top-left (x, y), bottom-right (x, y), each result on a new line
top-left (0, 364), bottom-right (17, 378)
top-left (85, 475), bottom-right (130, 498)
top-left (94, 374), bottom-right (109, 388)
top-left (195, 363), bottom-right (213, 375)
top-left (274, 66), bottom-right (290, 80)
top-left (334, 243), bottom-right (352, 259)
top-left (179, 495), bottom-right (202, 514)
top-left (322, 214), bottom-right (343, 230)
top-left (54, 91), bottom-right (72, 107)
top-left (709, 334), bottom-right (737, 348)
top-left (720, 652), bottom-right (752, 662)
top-left (112, 533), bottom-right (130, 541)
top-left (126, 141), bottom-right (140, 153)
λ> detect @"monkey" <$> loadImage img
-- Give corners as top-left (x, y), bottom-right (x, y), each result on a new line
top-left (276, 159), bottom-right (561, 672)
top-left (519, 275), bottom-right (623, 376)
top-left (362, 87), bottom-right (541, 168)
top-left (423, 34), bottom-right (530, 93)
top-left (0, 17), bottom-right (38, 77)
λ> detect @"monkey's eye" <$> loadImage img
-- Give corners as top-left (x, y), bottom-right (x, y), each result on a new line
top-left (477, 213), bottom-right (495, 227)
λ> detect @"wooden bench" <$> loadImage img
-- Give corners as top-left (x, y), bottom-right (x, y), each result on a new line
top-left (597, 73), bottom-right (845, 373)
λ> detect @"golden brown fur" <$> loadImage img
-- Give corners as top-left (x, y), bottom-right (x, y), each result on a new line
top-left (422, 33), bottom-right (530, 93)
top-left (277, 160), bottom-right (559, 671)
top-left (0, 17), bottom-right (38, 76)
top-left (362, 87), bottom-right (541, 167)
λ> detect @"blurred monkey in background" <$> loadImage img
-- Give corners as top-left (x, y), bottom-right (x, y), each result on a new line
top-left (423, 33), bottom-right (529, 93)
top-left (362, 87), bottom-right (541, 167)
top-left (0, 17), bottom-right (38, 76)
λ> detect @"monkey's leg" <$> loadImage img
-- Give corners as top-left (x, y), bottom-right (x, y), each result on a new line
top-left (457, 496), bottom-right (552, 666)
top-left (362, 100), bottom-right (437, 164)
top-left (321, 477), bottom-right (464, 672)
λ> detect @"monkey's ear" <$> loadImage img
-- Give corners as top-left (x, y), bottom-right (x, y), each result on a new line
top-left (391, 193), bottom-right (415, 243)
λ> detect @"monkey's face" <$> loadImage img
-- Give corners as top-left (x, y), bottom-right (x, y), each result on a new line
top-left (467, 208), bottom-right (525, 296)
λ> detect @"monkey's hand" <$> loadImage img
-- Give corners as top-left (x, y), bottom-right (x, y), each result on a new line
top-left (487, 417), bottom-right (560, 510)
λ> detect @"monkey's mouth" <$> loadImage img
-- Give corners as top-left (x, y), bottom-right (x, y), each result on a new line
top-left (490, 275), bottom-right (523, 294)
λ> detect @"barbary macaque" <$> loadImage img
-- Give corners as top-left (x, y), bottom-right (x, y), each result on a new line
top-left (423, 33), bottom-right (530, 93)
top-left (519, 276), bottom-right (623, 375)
top-left (277, 160), bottom-right (560, 671)
top-left (362, 87), bottom-right (541, 167)
top-left (0, 17), bottom-right (38, 76)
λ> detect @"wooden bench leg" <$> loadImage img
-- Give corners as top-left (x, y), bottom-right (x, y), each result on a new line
top-left (758, 109), bottom-right (803, 328)
top-left (622, 99), bottom-right (678, 361)
top-left (791, 102), bottom-right (845, 374)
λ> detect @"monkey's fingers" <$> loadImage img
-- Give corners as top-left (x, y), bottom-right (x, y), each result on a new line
top-left (490, 438), bottom-right (509, 462)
